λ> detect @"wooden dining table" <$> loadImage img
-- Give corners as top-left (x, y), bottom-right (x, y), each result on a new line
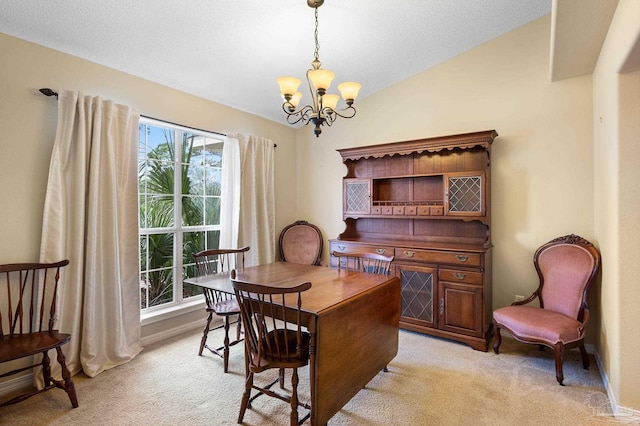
top-left (185, 261), bottom-right (401, 426)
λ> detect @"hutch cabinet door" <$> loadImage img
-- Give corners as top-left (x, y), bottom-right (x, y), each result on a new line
top-left (397, 264), bottom-right (437, 329)
top-left (438, 281), bottom-right (483, 337)
top-left (343, 178), bottom-right (371, 216)
top-left (444, 172), bottom-right (485, 216)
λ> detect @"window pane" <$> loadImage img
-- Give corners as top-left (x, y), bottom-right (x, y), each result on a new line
top-left (139, 232), bottom-right (175, 309)
top-left (182, 195), bottom-right (204, 226)
top-left (141, 195), bottom-right (174, 228)
top-left (205, 168), bottom-right (221, 196)
top-left (183, 266), bottom-right (203, 299)
top-left (205, 197), bottom-right (221, 226)
top-left (183, 230), bottom-right (206, 274)
top-left (143, 159), bottom-right (174, 195)
top-left (186, 163), bottom-right (205, 196)
top-left (140, 268), bottom-right (174, 309)
top-left (182, 229), bottom-right (220, 299)
top-left (207, 230), bottom-right (220, 250)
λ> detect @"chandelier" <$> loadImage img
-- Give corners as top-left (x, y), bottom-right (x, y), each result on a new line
top-left (277, 0), bottom-right (361, 137)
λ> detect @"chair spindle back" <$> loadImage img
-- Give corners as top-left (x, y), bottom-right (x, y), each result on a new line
top-left (0, 260), bottom-right (69, 340)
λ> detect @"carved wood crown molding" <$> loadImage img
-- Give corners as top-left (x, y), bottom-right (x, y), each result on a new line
top-left (337, 130), bottom-right (497, 162)
top-left (548, 234), bottom-right (593, 247)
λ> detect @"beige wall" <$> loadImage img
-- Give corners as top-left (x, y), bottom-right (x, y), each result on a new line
top-left (0, 32), bottom-right (299, 263)
top-left (593, 0), bottom-right (640, 412)
top-left (0, 32), bottom-right (299, 341)
top-left (296, 15), bottom-right (594, 312)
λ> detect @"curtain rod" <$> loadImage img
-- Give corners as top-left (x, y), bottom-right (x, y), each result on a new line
top-left (39, 88), bottom-right (277, 145)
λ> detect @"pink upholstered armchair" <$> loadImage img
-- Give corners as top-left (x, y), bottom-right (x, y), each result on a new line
top-left (492, 234), bottom-right (601, 385)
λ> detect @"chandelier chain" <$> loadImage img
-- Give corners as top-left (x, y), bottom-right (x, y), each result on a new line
top-left (313, 7), bottom-right (320, 64)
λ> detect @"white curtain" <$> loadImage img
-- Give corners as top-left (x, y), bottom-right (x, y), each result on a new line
top-left (39, 90), bottom-right (142, 382)
top-left (220, 134), bottom-right (275, 266)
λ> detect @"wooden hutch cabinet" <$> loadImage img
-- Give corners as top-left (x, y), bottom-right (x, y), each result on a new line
top-left (330, 130), bottom-right (497, 351)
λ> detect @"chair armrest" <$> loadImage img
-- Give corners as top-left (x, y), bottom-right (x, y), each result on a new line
top-left (510, 291), bottom-right (540, 306)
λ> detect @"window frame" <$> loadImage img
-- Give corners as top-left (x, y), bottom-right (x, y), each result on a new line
top-left (138, 117), bottom-right (225, 324)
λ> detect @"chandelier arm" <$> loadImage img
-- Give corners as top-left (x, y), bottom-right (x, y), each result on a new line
top-left (282, 104), bottom-right (315, 125)
top-left (323, 105), bottom-right (357, 120)
top-left (306, 69), bottom-right (320, 116)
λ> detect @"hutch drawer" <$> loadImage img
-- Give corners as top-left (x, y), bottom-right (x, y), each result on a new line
top-left (394, 248), bottom-right (482, 268)
top-left (439, 268), bottom-right (483, 285)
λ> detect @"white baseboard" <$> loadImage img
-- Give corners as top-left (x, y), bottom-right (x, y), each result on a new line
top-left (141, 319), bottom-right (206, 347)
top-left (593, 348), bottom-right (640, 422)
top-left (1, 319), bottom-right (215, 398)
top-left (0, 374), bottom-right (34, 397)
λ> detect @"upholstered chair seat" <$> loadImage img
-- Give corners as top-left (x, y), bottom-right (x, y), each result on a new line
top-left (493, 306), bottom-right (584, 345)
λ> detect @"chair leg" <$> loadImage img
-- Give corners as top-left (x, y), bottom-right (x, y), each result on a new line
top-left (554, 343), bottom-right (565, 385)
top-left (579, 344), bottom-right (590, 369)
top-left (238, 371), bottom-right (253, 424)
top-left (290, 368), bottom-right (300, 426)
top-left (279, 368), bottom-right (285, 389)
top-left (42, 351), bottom-right (52, 387)
top-left (56, 347), bottom-right (79, 408)
top-left (492, 322), bottom-right (502, 354)
top-left (199, 311), bottom-right (213, 356)
top-left (223, 316), bottom-right (231, 373)
top-left (236, 315), bottom-right (242, 341)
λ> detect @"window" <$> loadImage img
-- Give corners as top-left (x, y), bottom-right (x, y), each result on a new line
top-left (138, 118), bottom-right (224, 313)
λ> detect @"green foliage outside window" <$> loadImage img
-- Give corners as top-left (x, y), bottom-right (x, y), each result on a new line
top-left (139, 123), bottom-right (222, 310)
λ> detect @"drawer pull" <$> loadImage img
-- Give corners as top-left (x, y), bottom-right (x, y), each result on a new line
top-left (439, 298), bottom-right (444, 315)
top-left (376, 248), bottom-right (386, 255)
top-left (337, 245), bottom-right (346, 251)
top-left (404, 251), bottom-right (415, 258)
top-left (455, 255), bottom-right (468, 262)
top-left (454, 273), bottom-right (466, 280)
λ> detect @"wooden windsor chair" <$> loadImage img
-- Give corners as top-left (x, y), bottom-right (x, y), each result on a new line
top-left (332, 250), bottom-right (394, 275)
top-left (193, 246), bottom-right (249, 373)
top-left (0, 260), bottom-right (78, 408)
top-left (231, 270), bottom-right (312, 426)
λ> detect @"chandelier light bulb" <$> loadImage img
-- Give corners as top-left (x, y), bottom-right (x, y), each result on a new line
top-left (322, 94), bottom-right (339, 111)
top-left (338, 82), bottom-right (362, 105)
top-left (277, 76), bottom-right (301, 99)
top-left (289, 92), bottom-right (303, 108)
top-left (308, 69), bottom-right (335, 94)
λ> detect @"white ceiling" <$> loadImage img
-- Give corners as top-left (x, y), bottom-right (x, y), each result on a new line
top-left (0, 0), bottom-right (552, 124)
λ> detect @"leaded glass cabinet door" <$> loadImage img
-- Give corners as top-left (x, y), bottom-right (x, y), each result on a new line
top-left (398, 264), bottom-right (437, 329)
top-left (445, 172), bottom-right (485, 216)
top-left (343, 178), bottom-right (370, 216)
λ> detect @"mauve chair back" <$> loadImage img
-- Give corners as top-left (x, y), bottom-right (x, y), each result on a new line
top-left (536, 242), bottom-right (597, 319)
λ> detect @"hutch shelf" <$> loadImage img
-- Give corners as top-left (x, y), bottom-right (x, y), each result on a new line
top-left (330, 130), bottom-right (497, 351)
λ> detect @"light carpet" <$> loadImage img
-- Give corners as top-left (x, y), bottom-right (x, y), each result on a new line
top-left (0, 328), bottom-right (614, 425)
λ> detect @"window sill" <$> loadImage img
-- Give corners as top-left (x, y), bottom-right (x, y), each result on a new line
top-left (141, 297), bottom-right (206, 326)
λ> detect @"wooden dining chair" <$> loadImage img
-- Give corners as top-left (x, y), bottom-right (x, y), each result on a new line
top-left (493, 234), bottom-right (601, 385)
top-left (231, 270), bottom-right (312, 426)
top-left (332, 251), bottom-right (395, 275)
top-left (193, 246), bottom-right (249, 373)
top-left (0, 260), bottom-right (78, 408)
